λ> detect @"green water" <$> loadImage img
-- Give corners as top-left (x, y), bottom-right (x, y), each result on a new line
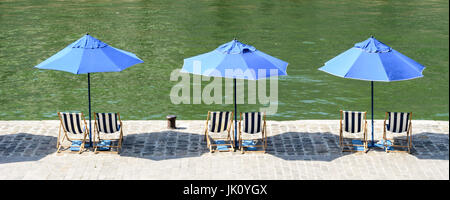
top-left (0, 0), bottom-right (448, 120)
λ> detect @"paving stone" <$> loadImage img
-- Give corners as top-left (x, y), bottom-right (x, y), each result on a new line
top-left (0, 120), bottom-right (448, 180)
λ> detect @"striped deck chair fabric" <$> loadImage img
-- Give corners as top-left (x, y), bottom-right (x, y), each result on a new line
top-left (209, 111), bottom-right (232, 133)
top-left (93, 112), bottom-right (123, 154)
top-left (205, 111), bottom-right (234, 153)
top-left (340, 110), bottom-right (367, 152)
top-left (239, 112), bottom-right (266, 154)
top-left (386, 112), bottom-right (410, 133)
top-left (342, 111), bottom-right (365, 133)
top-left (60, 112), bottom-right (85, 134)
top-left (95, 113), bottom-right (120, 133)
top-left (242, 112), bottom-right (262, 134)
top-left (57, 112), bottom-right (87, 154)
top-left (383, 112), bottom-right (413, 153)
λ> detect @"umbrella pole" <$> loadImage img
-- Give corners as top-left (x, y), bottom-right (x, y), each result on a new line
top-left (371, 81), bottom-right (374, 146)
top-left (88, 73), bottom-right (92, 147)
top-left (234, 78), bottom-right (238, 148)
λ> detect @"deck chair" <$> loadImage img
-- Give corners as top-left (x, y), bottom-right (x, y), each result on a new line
top-left (57, 112), bottom-right (89, 154)
top-left (93, 112), bottom-right (124, 154)
top-left (238, 112), bottom-right (267, 154)
top-left (204, 111), bottom-right (234, 153)
top-left (383, 112), bottom-right (413, 153)
top-left (339, 110), bottom-right (368, 152)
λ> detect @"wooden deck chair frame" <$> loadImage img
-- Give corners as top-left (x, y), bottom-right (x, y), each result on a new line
top-left (57, 112), bottom-right (89, 154)
top-left (339, 110), bottom-right (368, 153)
top-left (238, 112), bottom-right (267, 154)
top-left (93, 112), bottom-right (124, 154)
top-left (204, 111), bottom-right (235, 153)
top-left (383, 112), bottom-right (413, 153)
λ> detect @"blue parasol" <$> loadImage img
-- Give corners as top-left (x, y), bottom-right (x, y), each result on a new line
top-left (35, 33), bottom-right (144, 145)
top-left (318, 36), bottom-right (425, 147)
top-left (181, 39), bottom-right (288, 146)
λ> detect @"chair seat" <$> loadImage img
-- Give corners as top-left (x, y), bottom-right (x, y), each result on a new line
top-left (208, 131), bottom-right (230, 139)
top-left (95, 131), bottom-right (121, 141)
top-left (342, 132), bottom-right (365, 138)
top-left (241, 132), bottom-right (263, 140)
top-left (66, 134), bottom-right (88, 140)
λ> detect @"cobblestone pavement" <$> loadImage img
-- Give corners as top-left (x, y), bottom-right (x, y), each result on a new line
top-left (0, 120), bottom-right (448, 180)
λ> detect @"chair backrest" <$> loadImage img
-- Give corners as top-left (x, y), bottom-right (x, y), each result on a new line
top-left (242, 112), bottom-right (263, 134)
top-left (96, 113), bottom-right (120, 133)
top-left (59, 112), bottom-right (85, 134)
top-left (387, 112), bottom-right (411, 133)
top-left (341, 111), bottom-right (366, 133)
top-left (209, 111), bottom-right (232, 133)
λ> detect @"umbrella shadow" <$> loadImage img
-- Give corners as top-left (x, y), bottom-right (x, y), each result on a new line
top-left (0, 133), bottom-right (57, 164)
top-left (119, 130), bottom-right (209, 160)
top-left (264, 132), bottom-right (346, 161)
top-left (262, 131), bottom-right (448, 161)
top-left (403, 132), bottom-right (448, 160)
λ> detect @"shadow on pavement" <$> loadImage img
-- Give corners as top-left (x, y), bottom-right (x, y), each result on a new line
top-left (1, 130), bottom-right (446, 164)
top-left (119, 131), bottom-right (209, 160)
top-left (408, 132), bottom-right (448, 160)
top-left (0, 133), bottom-right (57, 164)
top-left (265, 132), bottom-right (346, 161)
top-left (266, 131), bottom-right (448, 161)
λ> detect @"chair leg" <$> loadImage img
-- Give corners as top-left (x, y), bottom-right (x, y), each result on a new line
top-left (262, 140), bottom-right (266, 154)
top-left (118, 139), bottom-right (122, 154)
top-left (57, 130), bottom-right (67, 153)
top-left (385, 140), bottom-right (389, 153)
top-left (228, 134), bottom-right (234, 152)
top-left (407, 132), bottom-right (412, 154)
top-left (56, 135), bottom-right (61, 153)
top-left (339, 136), bottom-right (345, 152)
top-left (364, 140), bottom-right (368, 153)
top-left (240, 139), bottom-right (244, 154)
top-left (94, 142), bottom-right (98, 154)
top-left (57, 144), bottom-right (62, 153)
top-left (206, 136), bottom-right (210, 152)
top-left (79, 141), bottom-right (84, 154)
